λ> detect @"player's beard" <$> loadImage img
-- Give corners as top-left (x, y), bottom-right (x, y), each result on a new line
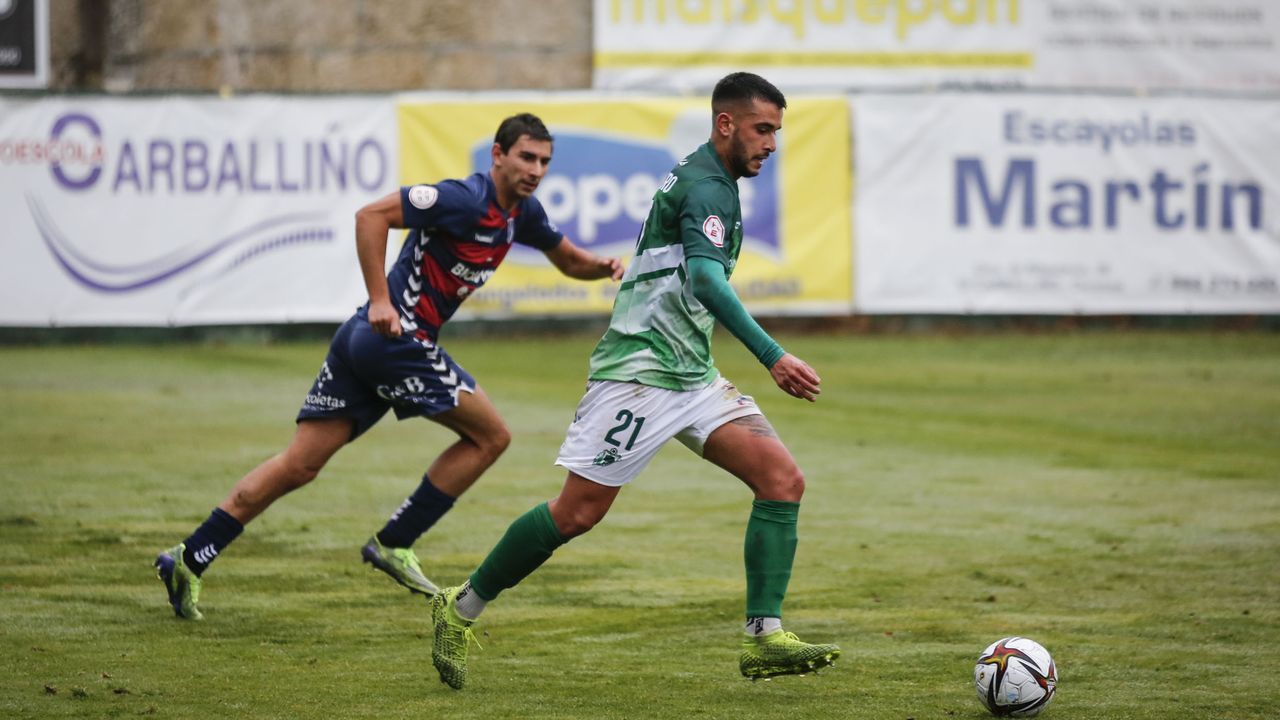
top-left (728, 133), bottom-right (761, 178)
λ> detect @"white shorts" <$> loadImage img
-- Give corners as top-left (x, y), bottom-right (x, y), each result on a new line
top-left (554, 375), bottom-right (763, 487)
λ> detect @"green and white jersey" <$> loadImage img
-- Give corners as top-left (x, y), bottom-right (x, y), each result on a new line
top-left (588, 142), bottom-right (744, 391)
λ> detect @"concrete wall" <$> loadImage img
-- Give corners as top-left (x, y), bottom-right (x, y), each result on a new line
top-left (48, 0), bottom-right (593, 92)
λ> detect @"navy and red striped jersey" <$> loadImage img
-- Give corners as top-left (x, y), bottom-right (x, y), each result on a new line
top-left (381, 173), bottom-right (562, 341)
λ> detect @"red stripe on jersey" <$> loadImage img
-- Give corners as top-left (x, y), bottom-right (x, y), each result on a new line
top-left (452, 240), bottom-right (512, 265)
top-left (476, 204), bottom-right (509, 229)
top-left (415, 258), bottom-right (452, 328)
top-left (422, 253), bottom-right (457, 294)
top-left (414, 296), bottom-right (443, 330)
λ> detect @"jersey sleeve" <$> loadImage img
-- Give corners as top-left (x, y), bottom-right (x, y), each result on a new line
top-left (514, 196), bottom-right (565, 251)
top-left (679, 178), bottom-right (737, 267)
top-left (687, 256), bottom-right (785, 368)
top-left (400, 180), bottom-right (479, 230)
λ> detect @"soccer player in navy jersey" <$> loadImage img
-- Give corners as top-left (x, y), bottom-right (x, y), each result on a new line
top-left (155, 113), bottom-right (624, 620)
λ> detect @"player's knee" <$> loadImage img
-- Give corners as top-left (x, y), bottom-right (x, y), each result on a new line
top-left (490, 424), bottom-right (512, 456)
top-left (279, 454), bottom-right (324, 490)
top-left (759, 465), bottom-right (805, 502)
top-left (473, 424), bottom-right (511, 464)
top-left (788, 467), bottom-right (806, 500)
top-left (556, 504), bottom-right (606, 539)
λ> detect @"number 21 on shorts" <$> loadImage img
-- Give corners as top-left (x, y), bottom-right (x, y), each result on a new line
top-left (604, 409), bottom-right (646, 450)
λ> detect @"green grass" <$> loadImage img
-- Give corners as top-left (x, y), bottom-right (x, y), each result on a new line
top-left (1, 330), bottom-right (1277, 719)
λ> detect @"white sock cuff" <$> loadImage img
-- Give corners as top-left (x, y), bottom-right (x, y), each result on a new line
top-left (454, 580), bottom-right (487, 621)
top-left (745, 616), bottom-right (782, 636)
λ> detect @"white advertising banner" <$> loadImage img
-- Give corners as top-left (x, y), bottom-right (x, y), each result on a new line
top-left (854, 94), bottom-right (1280, 313)
top-left (0, 96), bottom-right (396, 326)
top-left (594, 0), bottom-right (1280, 93)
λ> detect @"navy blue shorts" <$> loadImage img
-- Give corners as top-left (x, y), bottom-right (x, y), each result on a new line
top-left (296, 313), bottom-right (476, 440)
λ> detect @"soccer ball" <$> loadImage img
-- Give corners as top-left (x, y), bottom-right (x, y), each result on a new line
top-left (974, 636), bottom-right (1057, 716)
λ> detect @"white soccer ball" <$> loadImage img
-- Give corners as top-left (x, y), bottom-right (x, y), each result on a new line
top-left (974, 636), bottom-right (1058, 717)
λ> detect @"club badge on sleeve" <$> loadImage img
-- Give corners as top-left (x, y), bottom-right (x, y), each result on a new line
top-left (702, 215), bottom-right (725, 247)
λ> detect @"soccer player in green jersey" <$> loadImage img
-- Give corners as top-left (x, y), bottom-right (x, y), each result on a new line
top-left (429, 72), bottom-right (840, 689)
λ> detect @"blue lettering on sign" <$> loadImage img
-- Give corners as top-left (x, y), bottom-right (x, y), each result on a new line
top-left (24, 109), bottom-right (389, 294)
top-left (1001, 110), bottom-right (1198, 155)
top-left (41, 111), bottom-right (389, 195)
top-left (49, 113), bottom-right (104, 190)
top-left (955, 158), bottom-right (1263, 231)
top-left (471, 130), bottom-right (781, 257)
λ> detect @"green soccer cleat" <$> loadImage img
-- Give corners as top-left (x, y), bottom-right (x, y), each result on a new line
top-left (154, 543), bottom-right (203, 620)
top-left (430, 586), bottom-right (481, 690)
top-left (361, 536), bottom-right (440, 597)
top-left (739, 629), bottom-right (841, 680)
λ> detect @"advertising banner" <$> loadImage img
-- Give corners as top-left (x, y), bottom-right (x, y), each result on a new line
top-left (0, 96), bottom-right (397, 326)
top-left (397, 96), bottom-right (852, 318)
top-left (853, 94), bottom-right (1280, 313)
top-left (594, 0), bottom-right (1280, 93)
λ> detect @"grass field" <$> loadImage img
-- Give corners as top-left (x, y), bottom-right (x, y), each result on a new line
top-left (1, 329), bottom-right (1278, 719)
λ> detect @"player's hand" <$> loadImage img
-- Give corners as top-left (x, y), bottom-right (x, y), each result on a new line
top-left (769, 353), bottom-right (821, 402)
top-left (601, 256), bottom-right (624, 280)
top-left (368, 298), bottom-right (402, 338)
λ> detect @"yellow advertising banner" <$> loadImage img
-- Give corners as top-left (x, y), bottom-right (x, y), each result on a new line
top-left (397, 97), bottom-right (851, 317)
top-left (593, 1), bottom-right (1280, 94)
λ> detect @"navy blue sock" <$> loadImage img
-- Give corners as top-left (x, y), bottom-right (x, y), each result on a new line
top-left (182, 507), bottom-right (244, 577)
top-left (376, 474), bottom-right (456, 548)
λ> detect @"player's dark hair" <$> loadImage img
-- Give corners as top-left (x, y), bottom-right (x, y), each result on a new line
top-left (711, 72), bottom-right (787, 115)
top-left (494, 113), bottom-right (554, 153)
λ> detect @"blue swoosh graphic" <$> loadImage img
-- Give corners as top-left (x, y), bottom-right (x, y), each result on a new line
top-left (28, 193), bottom-right (335, 293)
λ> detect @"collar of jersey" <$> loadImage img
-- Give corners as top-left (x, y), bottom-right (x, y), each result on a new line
top-left (479, 171), bottom-right (519, 219)
top-left (698, 142), bottom-right (733, 182)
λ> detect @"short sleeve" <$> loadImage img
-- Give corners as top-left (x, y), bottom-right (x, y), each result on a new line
top-left (400, 180), bottom-right (479, 229)
top-left (514, 196), bottom-right (565, 251)
top-left (679, 178), bottom-right (737, 267)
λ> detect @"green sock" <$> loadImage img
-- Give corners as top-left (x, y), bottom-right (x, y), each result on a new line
top-left (744, 499), bottom-right (800, 619)
top-left (469, 502), bottom-right (567, 601)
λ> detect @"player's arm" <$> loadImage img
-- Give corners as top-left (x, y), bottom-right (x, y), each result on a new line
top-left (687, 256), bottom-right (820, 402)
top-left (543, 236), bottom-right (625, 281)
top-left (354, 191), bottom-right (405, 337)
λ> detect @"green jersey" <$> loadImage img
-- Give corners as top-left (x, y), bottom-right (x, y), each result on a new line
top-left (588, 142), bottom-right (744, 390)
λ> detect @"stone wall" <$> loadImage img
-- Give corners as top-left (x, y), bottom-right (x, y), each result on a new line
top-left (47, 0), bottom-right (593, 92)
